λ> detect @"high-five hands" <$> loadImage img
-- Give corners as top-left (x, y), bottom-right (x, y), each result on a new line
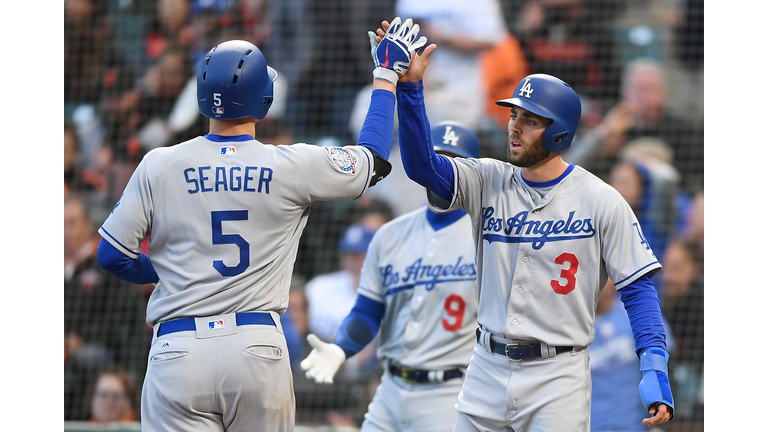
top-left (368, 17), bottom-right (428, 85)
top-left (372, 19), bottom-right (437, 84)
top-left (299, 334), bottom-right (346, 384)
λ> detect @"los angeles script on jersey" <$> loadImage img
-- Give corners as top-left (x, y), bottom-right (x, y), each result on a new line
top-left (482, 206), bottom-right (595, 250)
top-left (183, 165), bottom-right (274, 194)
top-left (380, 256), bottom-right (477, 296)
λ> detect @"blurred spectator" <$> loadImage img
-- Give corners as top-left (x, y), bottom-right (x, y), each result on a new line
top-left (480, 31), bottom-right (530, 131)
top-left (564, 57), bottom-right (704, 196)
top-left (100, 42), bottom-right (198, 161)
top-left (511, 0), bottom-right (625, 109)
top-left (660, 238), bottom-right (704, 422)
top-left (590, 281), bottom-right (674, 432)
top-left (607, 157), bottom-right (678, 269)
top-left (88, 367), bottom-right (139, 423)
top-left (680, 190), bottom-right (704, 247)
top-left (64, 0), bottom-right (138, 113)
top-left (394, 0), bottom-right (507, 131)
top-left (285, 0), bottom-right (396, 139)
top-left (64, 195), bottom-right (152, 420)
top-left (140, 0), bottom-right (193, 71)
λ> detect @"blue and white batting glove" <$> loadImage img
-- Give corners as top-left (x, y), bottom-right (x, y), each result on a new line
top-left (368, 17), bottom-right (427, 85)
top-left (638, 347), bottom-right (675, 417)
top-left (300, 334), bottom-right (346, 385)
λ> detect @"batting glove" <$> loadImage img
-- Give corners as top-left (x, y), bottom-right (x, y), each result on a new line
top-left (368, 17), bottom-right (427, 85)
top-left (300, 333), bottom-right (346, 384)
top-left (638, 348), bottom-right (675, 417)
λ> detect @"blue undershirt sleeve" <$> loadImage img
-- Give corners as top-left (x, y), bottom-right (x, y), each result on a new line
top-left (357, 89), bottom-right (396, 160)
top-left (333, 294), bottom-right (386, 358)
top-left (618, 274), bottom-right (668, 357)
top-left (396, 81), bottom-right (455, 202)
top-left (97, 237), bottom-right (160, 285)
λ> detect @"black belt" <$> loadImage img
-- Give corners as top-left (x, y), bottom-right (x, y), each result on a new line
top-left (476, 328), bottom-right (572, 361)
top-left (157, 312), bottom-right (275, 337)
top-left (388, 364), bottom-right (464, 384)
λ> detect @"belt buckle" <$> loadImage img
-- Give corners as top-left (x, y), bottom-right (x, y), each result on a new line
top-left (399, 367), bottom-right (417, 384)
top-left (504, 342), bottom-right (522, 362)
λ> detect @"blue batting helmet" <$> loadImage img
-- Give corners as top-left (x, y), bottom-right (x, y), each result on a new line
top-left (431, 121), bottom-right (481, 158)
top-left (496, 74), bottom-right (582, 153)
top-left (196, 40), bottom-right (278, 120)
top-left (338, 224), bottom-right (376, 254)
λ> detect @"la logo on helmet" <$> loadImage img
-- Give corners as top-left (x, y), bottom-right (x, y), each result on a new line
top-left (518, 78), bottom-right (534, 98)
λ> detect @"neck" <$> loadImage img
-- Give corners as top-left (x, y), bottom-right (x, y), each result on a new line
top-left (521, 154), bottom-right (569, 183)
top-left (209, 118), bottom-right (257, 137)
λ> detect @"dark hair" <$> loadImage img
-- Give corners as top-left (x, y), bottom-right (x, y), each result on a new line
top-left (88, 366), bottom-right (139, 415)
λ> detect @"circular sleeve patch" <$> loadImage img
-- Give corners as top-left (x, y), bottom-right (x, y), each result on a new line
top-left (326, 147), bottom-right (358, 175)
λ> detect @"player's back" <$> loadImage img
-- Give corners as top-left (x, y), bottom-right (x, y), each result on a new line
top-left (100, 135), bottom-right (376, 326)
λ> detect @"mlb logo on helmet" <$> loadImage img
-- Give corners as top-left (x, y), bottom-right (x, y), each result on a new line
top-left (208, 320), bottom-right (225, 330)
top-left (213, 106), bottom-right (224, 115)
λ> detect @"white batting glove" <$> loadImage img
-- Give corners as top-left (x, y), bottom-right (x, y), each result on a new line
top-left (300, 333), bottom-right (346, 384)
top-left (368, 17), bottom-right (428, 85)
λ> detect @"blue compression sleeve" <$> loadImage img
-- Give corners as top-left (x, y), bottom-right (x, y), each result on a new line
top-left (618, 275), bottom-right (667, 356)
top-left (97, 237), bottom-right (160, 285)
top-left (357, 89), bottom-right (396, 160)
top-left (333, 294), bottom-right (386, 358)
top-left (396, 81), bottom-right (455, 202)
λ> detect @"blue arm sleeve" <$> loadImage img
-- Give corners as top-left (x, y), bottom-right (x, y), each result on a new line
top-left (333, 294), bottom-right (386, 358)
top-left (618, 275), bottom-right (667, 357)
top-left (97, 237), bottom-right (160, 285)
top-left (396, 81), bottom-right (455, 202)
top-left (357, 89), bottom-right (396, 160)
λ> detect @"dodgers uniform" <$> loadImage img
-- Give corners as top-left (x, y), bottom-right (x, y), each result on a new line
top-left (99, 136), bottom-right (379, 431)
top-left (435, 160), bottom-right (660, 431)
top-left (357, 205), bottom-right (478, 432)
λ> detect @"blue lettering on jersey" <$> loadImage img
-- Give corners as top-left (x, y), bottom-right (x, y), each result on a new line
top-left (185, 166), bottom-right (273, 195)
top-left (481, 207), bottom-right (595, 250)
top-left (380, 256), bottom-right (477, 296)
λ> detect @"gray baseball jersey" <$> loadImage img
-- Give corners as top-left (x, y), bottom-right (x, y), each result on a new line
top-left (98, 136), bottom-right (376, 327)
top-left (358, 206), bottom-right (478, 371)
top-left (355, 205), bottom-right (478, 432)
top-left (429, 160), bottom-right (661, 348)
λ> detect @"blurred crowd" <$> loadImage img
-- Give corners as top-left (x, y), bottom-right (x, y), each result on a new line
top-left (64, 0), bottom-right (703, 430)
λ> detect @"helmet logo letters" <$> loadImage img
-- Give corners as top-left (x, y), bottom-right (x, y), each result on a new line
top-left (518, 78), bottom-right (534, 98)
top-left (442, 126), bottom-right (460, 147)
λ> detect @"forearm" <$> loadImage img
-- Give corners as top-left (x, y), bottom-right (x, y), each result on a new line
top-left (357, 84), bottom-right (396, 161)
top-left (97, 237), bottom-right (160, 285)
top-left (618, 275), bottom-right (667, 356)
top-left (333, 294), bottom-right (386, 358)
top-left (396, 80), bottom-right (455, 201)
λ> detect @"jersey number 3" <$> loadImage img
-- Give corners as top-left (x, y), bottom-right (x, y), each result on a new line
top-left (212, 210), bottom-right (250, 276)
top-left (550, 252), bottom-right (579, 295)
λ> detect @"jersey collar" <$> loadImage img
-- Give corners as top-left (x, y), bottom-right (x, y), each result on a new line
top-left (426, 207), bottom-right (466, 231)
top-left (204, 134), bottom-right (254, 142)
top-left (522, 163), bottom-right (575, 188)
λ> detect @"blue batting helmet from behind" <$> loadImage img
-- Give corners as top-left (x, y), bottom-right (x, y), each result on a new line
top-left (197, 40), bottom-right (278, 121)
top-left (496, 74), bottom-right (582, 153)
top-left (431, 121), bottom-right (481, 159)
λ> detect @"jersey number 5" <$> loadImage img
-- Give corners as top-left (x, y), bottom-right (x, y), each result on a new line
top-left (212, 210), bottom-right (250, 276)
top-left (442, 294), bottom-right (466, 332)
top-left (550, 252), bottom-right (579, 295)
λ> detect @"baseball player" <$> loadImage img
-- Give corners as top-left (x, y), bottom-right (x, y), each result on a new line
top-left (95, 20), bottom-right (427, 432)
top-left (300, 120), bottom-right (481, 432)
top-left (372, 21), bottom-right (675, 431)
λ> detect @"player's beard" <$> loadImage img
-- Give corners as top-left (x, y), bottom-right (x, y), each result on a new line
top-left (507, 137), bottom-right (551, 168)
